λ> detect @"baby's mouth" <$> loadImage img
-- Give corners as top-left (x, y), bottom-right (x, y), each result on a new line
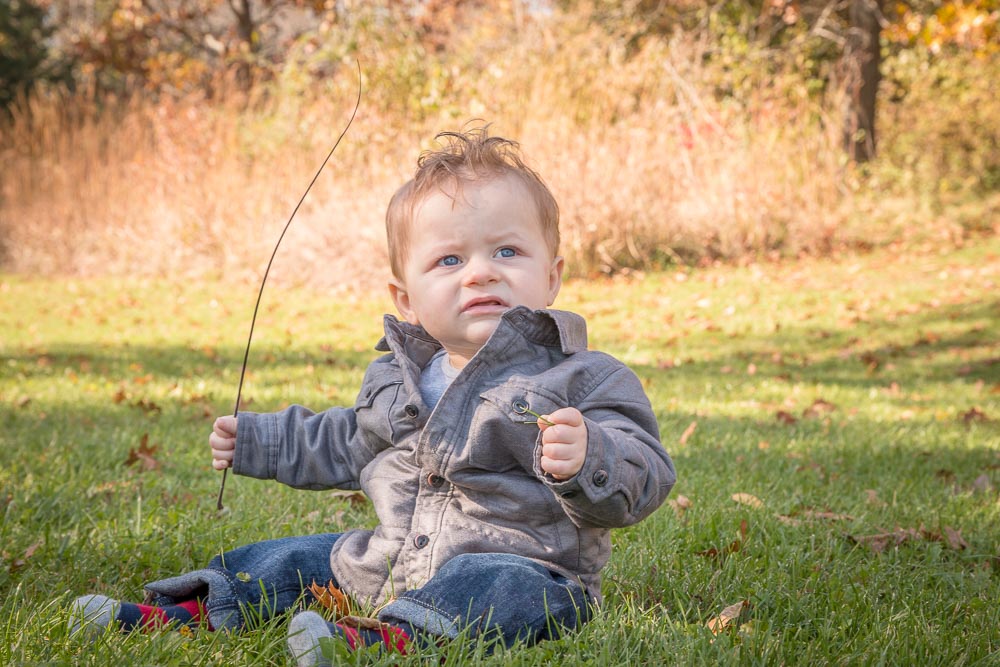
top-left (462, 296), bottom-right (508, 313)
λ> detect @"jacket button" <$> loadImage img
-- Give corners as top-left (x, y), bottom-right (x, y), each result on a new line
top-left (414, 534), bottom-right (430, 549)
top-left (427, 474), bottom-right (445, 488)
top-left (512, 399), bottom-right (529, 414)
top-left (404, 404), bottom-right (419, 418)
top-left (592, 470), bottom-right (609, 487)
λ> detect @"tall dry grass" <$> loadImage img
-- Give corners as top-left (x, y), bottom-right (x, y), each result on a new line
top-left (1, 8), bottom-right (990, 290)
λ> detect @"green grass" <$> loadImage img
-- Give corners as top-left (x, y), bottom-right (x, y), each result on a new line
top-left (1, 239), bottom-right (998, 665)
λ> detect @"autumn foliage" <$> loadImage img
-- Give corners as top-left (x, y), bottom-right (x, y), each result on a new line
top-left (0, 1), bottom-right (997, 285)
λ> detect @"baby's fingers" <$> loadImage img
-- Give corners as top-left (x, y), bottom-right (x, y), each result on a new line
top-left (544, 407), bottom-right (583, 427)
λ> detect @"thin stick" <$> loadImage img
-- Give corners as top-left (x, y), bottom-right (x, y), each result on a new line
top-left (217, 62), bottom-right (362, 511)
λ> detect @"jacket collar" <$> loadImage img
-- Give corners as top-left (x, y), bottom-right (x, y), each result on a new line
top-left (374, 307), bottom-right (588, 360)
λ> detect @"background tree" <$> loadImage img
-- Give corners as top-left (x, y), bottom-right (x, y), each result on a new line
top-left (842, 0), bottom-right (883, 161)
top-left (0, 0), bottom-right (68, 113)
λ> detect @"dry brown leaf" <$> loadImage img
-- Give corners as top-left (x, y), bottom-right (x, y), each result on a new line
top-left (308, 580), bottom-right (352, 617)
top-left (848, 525), bottom-right (969, 554)
top-left (848, 528), bottom-right (921, 553)
top-left (802, 398), bottom-right (837, 419)
top-left (697, 520), bottom-right (746, 560)
top-left (707, 600), bottom-right (750, 634)
top-left (669, 494), bottom-right (693, 518)
top-left (679, 421), bottom-right (698, 445)
top-left (339, 615), bottom-right (386, 631)
top-left (961, 408), bottom-right (988, 424)
top-left (779, 509), bottom-right (853, 524)
top-left (124, 434), bottom-right (160, 471)
top-left (972, 474), bottom-right (994, 493)
top-left (775, 410), bottom-right (798, 425)
top-left (943, 526), bottom-right (969, 551)
top-left (732, 493), bottom-right (764, 509)
top-left (133, 398), bottom-right (162, 414)
top-left (8, 539), bottom-right (43, 573)
top-left (801, 510), bottom-right (853, 522)
top-left (864, 489), bottom-right (885, 506)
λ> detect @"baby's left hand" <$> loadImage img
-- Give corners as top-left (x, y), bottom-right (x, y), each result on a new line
top-left (537, 407), bottom-right (588, 481)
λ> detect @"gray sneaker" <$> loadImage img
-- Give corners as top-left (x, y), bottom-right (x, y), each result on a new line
top-left (69, 594), bottom-right (120, 636)
top-left (287, 610), bottom-right (336, 667)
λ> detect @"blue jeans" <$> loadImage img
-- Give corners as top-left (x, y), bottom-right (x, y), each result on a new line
top-left (142, 534), bottom-right (591, 647)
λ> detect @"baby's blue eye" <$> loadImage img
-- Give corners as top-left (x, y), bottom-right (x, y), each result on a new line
top-left (438, 255), bottom-right (461, 267)
top-left (496, 247), bottom-right (517, 259)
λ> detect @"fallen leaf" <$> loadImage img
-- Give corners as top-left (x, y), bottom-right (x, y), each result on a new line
top-left (848, 525), bottom-right (971, 554)
top-left (679, 421), bottom-right (698, 445)
top-left (972, 474), bottom-right (993, 493)
top-left (339, 615), bottom-right (386, 631)
top-left (848, 528), bottom-right (921, 553)
top-left (860, 352), bottom-right (881, 372)
top-left (775, 410), bottom-right (798, 425)
top-left (802, 398), bottom-right (836, 419)
top-left (943, 526), bottom-right (969, 551)
top-left (863, 489), bottom-right (885, 506)
top-left (668, 494), bottom-right (693, 518)
top-left (732, 493), bottom-right (764, 509)
top-left (707, 600), bottom-right (750, 634)
top-left (133, 398), bottom-right (162, 414)
top-left (961, 408), bottom-right (988, 423)
top-left (124, 434), bottom-right (160, 471)
top-left (309, 580), bottom-right (352, 617)
top-left (8, 539), bottom-right (43, 574)
top-left (779, 509), bottom-right (853, 524)
top-left (935, 469), bottom-right (956, 481)
top-left (696, 520), bottom-right (746, 560)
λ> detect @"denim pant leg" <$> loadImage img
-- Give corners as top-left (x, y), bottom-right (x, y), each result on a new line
top-left (143, 533), bottom-right (341, 631)
top-left (377, 553), bottom-right (592, 649)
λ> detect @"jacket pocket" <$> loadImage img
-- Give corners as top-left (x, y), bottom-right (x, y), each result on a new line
top-left (354, 364), bottom-right (405, 448)
top-left (479, 384), bottom-right (565, 426)
top-left (472, 384), bottom-right (565, 472)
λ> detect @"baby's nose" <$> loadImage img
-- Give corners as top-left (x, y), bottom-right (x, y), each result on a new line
top-left (462, 255), bottom-right (500, 284)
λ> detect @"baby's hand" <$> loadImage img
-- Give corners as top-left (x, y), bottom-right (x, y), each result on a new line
top-left (210, 416), bottom-right (237, 470)
top-left (537, 407), bottom-right (588, 481)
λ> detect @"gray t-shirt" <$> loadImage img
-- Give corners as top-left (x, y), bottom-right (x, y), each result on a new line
top-left (418, 349), bottom-right (458, 408)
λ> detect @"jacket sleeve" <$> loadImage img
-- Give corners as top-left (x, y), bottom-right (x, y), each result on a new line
top-left (538, 362), bottom-right (676, 528)
top-left (232, 403), bottom-right (382, 491)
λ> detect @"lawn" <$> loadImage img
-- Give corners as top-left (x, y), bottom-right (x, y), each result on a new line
top-left (1, 238), bottom-right (998, 665)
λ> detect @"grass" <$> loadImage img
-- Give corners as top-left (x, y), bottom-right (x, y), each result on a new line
top-left (1, 238), bottom-right (998, 665)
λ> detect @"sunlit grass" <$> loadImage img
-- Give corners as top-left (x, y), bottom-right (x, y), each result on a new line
top-left (1, 239), bottom-right (998, 664)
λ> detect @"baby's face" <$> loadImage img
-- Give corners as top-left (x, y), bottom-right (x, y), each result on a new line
top-left (389, 173), bottom-right (563, 368)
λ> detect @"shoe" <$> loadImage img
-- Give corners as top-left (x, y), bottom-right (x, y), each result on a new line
top-left (287, 610), bottom-right (335, 667)
top-left (69, 594), bottom-right (120, 636)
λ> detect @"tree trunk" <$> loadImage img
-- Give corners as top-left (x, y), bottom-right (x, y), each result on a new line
top-left (842, 0), bottom-right (882, 162)
top-left (228, 0), bottom-right (255, 90)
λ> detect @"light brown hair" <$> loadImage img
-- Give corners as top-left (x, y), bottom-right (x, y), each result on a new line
top-left (385, 126), bottom-right (559, 279)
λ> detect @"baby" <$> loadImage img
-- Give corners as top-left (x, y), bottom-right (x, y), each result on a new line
top-left (72, 126), bottom-right (676, 666)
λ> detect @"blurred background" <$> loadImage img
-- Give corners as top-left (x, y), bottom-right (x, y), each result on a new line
top-left (1, 0), bottom-right (997, 291)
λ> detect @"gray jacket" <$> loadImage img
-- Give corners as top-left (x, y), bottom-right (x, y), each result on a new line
top-left (233, 307), bottom-right (675, 604)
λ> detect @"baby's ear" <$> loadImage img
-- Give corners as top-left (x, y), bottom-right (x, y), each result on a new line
top-left (547, 256), bottom-right (565, 306)
top-left (388, 280), bottom-right (420, 325)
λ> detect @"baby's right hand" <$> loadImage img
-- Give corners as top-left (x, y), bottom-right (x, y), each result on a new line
top-left (210, 416), bottom-right (237, 470)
